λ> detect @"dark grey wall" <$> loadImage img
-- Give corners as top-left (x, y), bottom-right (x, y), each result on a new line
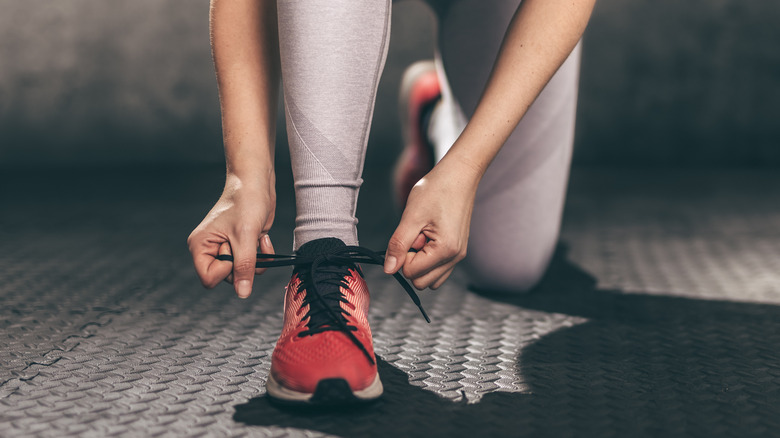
top-left (576, 0), bottom-right (780, 167)
top-left (0, 0), bottom-right (226, 166)
top-left (1, 0), bottom-right (778, 168)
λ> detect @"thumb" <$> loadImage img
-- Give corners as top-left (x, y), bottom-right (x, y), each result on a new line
top-left (254, 234), bottom-right (275, 276)
top-left (385, 214), bottom-right (425, 274)
top-left (232, 233), bottom-right (260, 299)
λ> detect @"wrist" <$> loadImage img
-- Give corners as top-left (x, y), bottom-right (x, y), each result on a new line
top-left (224, 166), bottom-right (275, 195)
top-left (437, 150), bottom-right (486, 188)
top-left (223, 135), bottom-right (276, 189)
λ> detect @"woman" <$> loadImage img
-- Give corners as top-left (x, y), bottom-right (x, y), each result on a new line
top-left (188, 0), bottom-right (595, 405)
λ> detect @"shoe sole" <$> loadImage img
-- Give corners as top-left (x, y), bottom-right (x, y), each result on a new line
top-left (398, 60), bottom-right (438, 146)
top-left (266, 373), bottom-right (383, 405)
top-left (395, 60), bottom-right (440, 208)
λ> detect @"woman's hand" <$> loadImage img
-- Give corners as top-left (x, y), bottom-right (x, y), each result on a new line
top-left (187, 173), bottom-right (276, 299)
top-left (384, 157), bottom-right (483, 290)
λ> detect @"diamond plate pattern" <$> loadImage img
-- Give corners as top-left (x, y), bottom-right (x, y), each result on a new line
top-left (561, 169), bottom-right (780, 301)
top-left (2, 167), bottom-right (780, 437)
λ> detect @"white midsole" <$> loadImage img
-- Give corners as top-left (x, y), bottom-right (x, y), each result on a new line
top-left (266, 372), bottom-right (383, 402)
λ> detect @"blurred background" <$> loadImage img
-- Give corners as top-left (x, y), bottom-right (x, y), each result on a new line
top-left (1, 0), bottom-right (779, 171)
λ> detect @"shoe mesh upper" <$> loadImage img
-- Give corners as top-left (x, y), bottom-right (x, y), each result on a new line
top-left (272, 268), bottom-right (376, 392)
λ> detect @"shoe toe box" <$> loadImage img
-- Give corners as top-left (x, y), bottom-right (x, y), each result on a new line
top-left (270, 330), bottom-right (377, 394)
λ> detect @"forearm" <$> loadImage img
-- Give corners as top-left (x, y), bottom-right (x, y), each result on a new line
top-left (210, 0), bottom-right (280, 187)
top-left (442, 0), bottom-right (595, 178)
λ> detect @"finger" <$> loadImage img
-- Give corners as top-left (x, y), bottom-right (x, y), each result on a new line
top-left (255, 234), bottom-right (275, 276)
top-left (219, 243), bottom-right (234, 284)
top-left (411, 233), bottom-right (427, 251)
top-left (398, 233), bottom-right (426, 272)
top-left (190, 237), bottom-right (233, 288)
top-left (410, 263), bottom-right (454, 290)
top-left (227, 235), bottom-right (274, 283)
top-left (402, 239), bottom-right (456, 280)
top-left (431, 267), bottom-right (455, 290)
top-left (385, 214), bottom-right (425, 274)
top-left (232, 231), bottom-right (261, 299)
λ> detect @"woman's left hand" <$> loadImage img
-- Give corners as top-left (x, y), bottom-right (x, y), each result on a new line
top-left (384, 157), bottom-right (483, 290)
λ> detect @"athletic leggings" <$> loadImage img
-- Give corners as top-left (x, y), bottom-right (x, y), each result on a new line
top-left (277, 0), bottom-right (581, 293)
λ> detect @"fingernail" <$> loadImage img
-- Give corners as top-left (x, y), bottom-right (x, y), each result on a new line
top-left (237, 280), bottom-right (251, 298)
top-left (384, 256), bottom-right (397, 274)
top-left (262, 234), bottom-right (271, 246)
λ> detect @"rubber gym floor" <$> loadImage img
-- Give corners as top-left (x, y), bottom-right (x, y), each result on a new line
top-left (2, 166), bottom-right (780, 437)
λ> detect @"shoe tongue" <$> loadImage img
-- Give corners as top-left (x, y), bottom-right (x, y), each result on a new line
top-left (296, 237), bottom-right (347, 257)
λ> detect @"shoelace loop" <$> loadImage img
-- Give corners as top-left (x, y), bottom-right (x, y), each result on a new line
top-left (216, 246), bottom-right (430, 364)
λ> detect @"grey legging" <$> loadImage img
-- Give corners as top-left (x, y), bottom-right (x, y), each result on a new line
top-left (277, 0), bottom-right (580, 293)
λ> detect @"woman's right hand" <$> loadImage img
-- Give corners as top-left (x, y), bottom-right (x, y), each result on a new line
top-left (187, 173), bottom-right (276, 299)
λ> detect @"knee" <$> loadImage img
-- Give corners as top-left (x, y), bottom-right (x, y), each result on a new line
top-left (462, 244), bottom-right (554, 294)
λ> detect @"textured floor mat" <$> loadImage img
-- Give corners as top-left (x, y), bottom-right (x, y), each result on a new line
top-left (1, 167), bottom-right (780, 437)
top-left (561, 169), bottom-right (780, 301)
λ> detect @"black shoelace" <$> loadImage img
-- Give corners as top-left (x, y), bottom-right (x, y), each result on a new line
top-left (216, 246), bottom-right (430, 365)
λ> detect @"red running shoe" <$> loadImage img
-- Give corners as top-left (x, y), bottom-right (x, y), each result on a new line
top-left (216, 237), bottom-right (429, 404)
top-left (266, 238), bottom-right (383, 404)
top-left (394, 60), bottom-right (441, 209)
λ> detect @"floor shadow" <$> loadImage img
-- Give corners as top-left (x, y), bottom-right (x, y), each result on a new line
top-left (234, 245), bottom-right (780, 437)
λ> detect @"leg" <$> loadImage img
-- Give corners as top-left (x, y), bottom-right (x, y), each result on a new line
top-left (277, 0), bottom-right (391, 250)
top-left (269, 0), bottom-right (392, 404)
top-left (428, 0), bottom-right (582, 292)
